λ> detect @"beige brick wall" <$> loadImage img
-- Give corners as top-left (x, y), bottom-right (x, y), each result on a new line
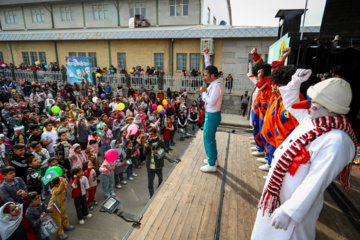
top-left (0, 42), bottom-right (12, 64)
top-left (8, 41), bottom-right (56, 66)
top-left (57, 40), bottom-right (109, 68)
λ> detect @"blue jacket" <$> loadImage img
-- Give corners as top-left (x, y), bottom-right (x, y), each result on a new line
top-left (105, 85), bottom-right (112, 94)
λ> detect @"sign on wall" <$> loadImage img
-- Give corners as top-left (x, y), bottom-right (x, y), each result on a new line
top-left (267, 33), bottom-right (291, 65)
top-left (66, 57), bottom-right (93, 85)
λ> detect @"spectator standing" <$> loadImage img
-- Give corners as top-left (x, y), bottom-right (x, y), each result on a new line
top-left (240, 91), bottom-right (250, 117)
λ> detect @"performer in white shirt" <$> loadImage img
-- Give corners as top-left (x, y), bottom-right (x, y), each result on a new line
top-left (251, 70), bottom-right (357, 240)
top-left (200, 48), bottom-right (224, 173)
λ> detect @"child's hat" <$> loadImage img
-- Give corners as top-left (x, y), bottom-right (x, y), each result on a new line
top-left (73, 143), bottom-right (81, 150)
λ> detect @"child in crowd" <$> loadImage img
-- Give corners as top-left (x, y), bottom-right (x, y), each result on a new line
top-left (70, 167), bottom-right (92, 225)
top-left (48, 176), bottom-right (75, 239)
top-left (125, 140), bottom-right (137, 180)
top-left (77, 118), bottom-right (94, 151)
top-left (30, 141), bottom-right (50, 194)
top-left (53, 131), bottom-right (72, 178)
top-left (0, 166), bottom-right (28, 204)
top-left (0, 190), bottom-right (38, 240)
top-left (85, 147), bottom-right (100, 178)
top-left (41, 121), bottom-right (58, 158)
top-left (188, 106), bottom-right (199, 135)
top-left (170, 115), bottom-right (177, 146)
top-left (112, 119), bottom-right (122, 140)
top-left (11, 125), bottom-right (28, 145)
top-left (198, 108), bottom-right (205, 128)
top-left (48, 157), bottom-right (67, 178)
top-left (135, 134), bottom-right (147, 167)
top-left (177, 111), bottom-right (187, 141)
top-left (110, 139), bottom-right (127, 189)
top-left (87, 132), bottom-right (101, 156)
top-left (25, 156), bottom-right (43, 196)
top-left (100, 124), bottom-right (113, 161)
top-left (0, 137), bottom-right (6, 168)
top-left (99, 150), bottom-right (122, 198)
top-left (69, 144), bottom-right (87, 169)
top-left (26, 191), bottom-right (53, 240)
top-left (163, 117), bottom-right (174, 152)
top-left (82, 161), bottom-right (98, 209)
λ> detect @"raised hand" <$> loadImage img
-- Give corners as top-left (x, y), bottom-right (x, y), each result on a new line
top-left (280, 47), bottom-right (291, 62)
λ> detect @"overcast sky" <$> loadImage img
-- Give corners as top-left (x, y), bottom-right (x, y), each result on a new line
top-left (230, 0), bottom-right (327, 27)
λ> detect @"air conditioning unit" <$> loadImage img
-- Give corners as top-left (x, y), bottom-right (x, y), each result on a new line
top-left (200, 39), bottom-right (214, 54)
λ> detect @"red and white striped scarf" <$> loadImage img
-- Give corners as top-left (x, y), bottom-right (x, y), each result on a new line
top-left (259, 115), bottom-right (357, 215)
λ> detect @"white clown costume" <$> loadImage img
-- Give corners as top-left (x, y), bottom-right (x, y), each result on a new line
top-left (251, 71), bottom-right (357, 240)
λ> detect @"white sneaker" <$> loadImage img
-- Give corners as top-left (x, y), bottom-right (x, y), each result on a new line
top-left (263, 175), bottom-right (268, 179)
top-left (111, 193), bottom-right (116, 196)
top-left (132, 173), bottom-right (137, 177)
top-left (203, 159), bottom-right (219, 166)
top-left (250, 140), bottom-right (256, 145)
top-left (249, 136), bottom-right (254, 140)
top-left (121, 180), bottom-right (127, 185)
top-left (84, 214), bottom-right (92, 219)
top-left (252, 151), bottom-right (265, 157)
top-left (128, 177), bottom-right (134, 181)
top-left (259, 164), bottom-right (270, 172)
top-left (251, 147), bottom-right (258, 151)
top-left (257, 158), bottom-right (268, 164)
top-left (115, 184), bottom-right (122, 189)
top-left (79, 220), bottom-right (85, 225)
top-left (200, 164), bottom-right (217, 173)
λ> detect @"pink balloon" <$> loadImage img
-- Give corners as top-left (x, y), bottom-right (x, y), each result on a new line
top-left (152, 104), bottom-right (157, 111)
top-left (127, 124), bottom-right (139, 135)
top-left (104, 149), bottom-right (119, 163)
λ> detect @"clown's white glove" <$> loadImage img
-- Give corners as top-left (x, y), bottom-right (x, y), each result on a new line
top-left (247, 62), bottom-right (257, 84)
top-left (271, 208), bottom-right (291, 230)
top-left (289, 69), bottom-right (312, 89)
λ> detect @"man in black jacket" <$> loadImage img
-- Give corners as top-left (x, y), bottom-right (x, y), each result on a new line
top-left (0, 87), bottom-right (10, 103)
top-left (144, 129), bottom-right (165, 198)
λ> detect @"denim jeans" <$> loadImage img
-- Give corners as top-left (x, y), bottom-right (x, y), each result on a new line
top-left (188, 122), bottom-right (197, 135)
top-left (101, 143), bottom-right (110, 162)
top-left (147, 168), bottom-right (163, 198)
top-left (126, 165), bottom-right (134, 179)
top-left (164, 140), bottom-right (170, 150)
top-left (179, 128), bottom-right (185, 138)
top-left (102, 173), bottom-right (114, 198)
top-left (114, 172), bottom-right (125, 185)
top-left (170, 131), bottom-right (175, 145)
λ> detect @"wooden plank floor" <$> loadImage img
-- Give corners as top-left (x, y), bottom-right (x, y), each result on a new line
top-left (127, 131), bottom-right (360, 240)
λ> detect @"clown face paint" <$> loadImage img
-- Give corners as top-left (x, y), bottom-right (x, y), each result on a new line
top-left (308, 102), bottom-right (338, 119)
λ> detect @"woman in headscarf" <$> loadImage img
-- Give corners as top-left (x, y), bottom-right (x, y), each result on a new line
top-left (82, 103), bottom-right (90, 118)
top-left (140, 95), bottom-right (150, 113)
top-left (9, 98), bottom-right (18, 107)
top-left (26, 102), bottom-right (36, 113)
top-left (29, 112), bottom-right (39, 124)
top-left (165, 103), bottom-right (175, 118)
top-left (166, 88), bottom-right (172, 99)
top-left (0, 191), bottom-right (39, 240)
top-left (69, 104), bottom-right (84, 122)
top-left (90, 104), bottom-right (103, 118)
top-left (133, 113), bottom-right (147, 131)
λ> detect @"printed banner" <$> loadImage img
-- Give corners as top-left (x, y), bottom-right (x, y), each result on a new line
top-left (268, 33), bottom-right (291, 65)
top-left (66, 57), bottom-right (93, 85)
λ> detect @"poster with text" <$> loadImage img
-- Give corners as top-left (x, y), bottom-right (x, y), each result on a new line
top-left (66, 57), bottom-right (93, 85)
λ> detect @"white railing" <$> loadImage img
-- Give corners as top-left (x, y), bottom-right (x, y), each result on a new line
top-left (36, 71), bottom-right (63, 83)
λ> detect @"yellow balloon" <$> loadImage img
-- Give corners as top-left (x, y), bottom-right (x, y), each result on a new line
top-left (12, 89), bottom-right (16, 92)
top-left (157, 105), bottom-right (163, 112)
top-left (130, 69), bottom-right (134, 73)
top-left (96, 73), bottom-right (102, 78)
top-left (162, 100), bottom-right (168, 106)
top-left (36, 61), bottom-right (40, 65)
top-left (117, 103), bottom-right (125, 111)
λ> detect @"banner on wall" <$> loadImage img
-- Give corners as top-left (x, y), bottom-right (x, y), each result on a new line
top-left (66, 57), bottom-right (93, 85)
top-left (268, 33), bottom-right (291, 65)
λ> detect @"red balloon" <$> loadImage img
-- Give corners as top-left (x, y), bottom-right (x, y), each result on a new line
top-left (163, 104), bottom-right (168, 110)
top-left (171, 104), bottom-right (175, 110)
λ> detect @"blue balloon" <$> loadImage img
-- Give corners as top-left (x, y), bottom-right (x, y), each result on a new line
top-left (44, 77), bottom-right (48, 80)
top-left (111, 69), bottom-right (115, 73)
top-left (44, 65), bottom-right (48, 69)
top-left (136, 66), bottom-right (139, 69)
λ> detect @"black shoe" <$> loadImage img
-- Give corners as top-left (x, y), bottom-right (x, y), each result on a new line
top-left (168, 148), bottom-right (173, 151)
top-left (165, 150), bottom-right (169, 153)
top-left (97, 179), bottom-right (100, 183)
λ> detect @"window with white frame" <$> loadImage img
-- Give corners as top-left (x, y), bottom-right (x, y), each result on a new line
top-left (93, 4), bottom-right (108, 20)
top-left (4, 11), bottom-right (17, 24)
top-left (30, 52), bottom-right (38, 64)
top-left (60, 7), bottom-right (74, 21)
top-left (170, 0), bottom-right (189, 16)
top-left (154, 53), bottom-right (164, 70)
top-left (117, 53), bottom-right (127, 69)
top-left (78, 52), bottom-right (86, 57)
top-left (22, 52), bottom-right (30, 65)
top-left (30, 9), bottom-right (45, 23)
top-left (207, 7), bottom-right (210, 24)
top-left (39, 52), bottom-right (46, 64)
top-left (129, 2), bottom-right (146, 18)
top-left (69, 52), bottom-right (76, 57)
top-left (0, 52), bottom-right (4, 64)
top-left (213, 17), bottom-right (216, 25)
top-left (88, 52), bottom-right (97, 68)
top-left (190, 54), bottom-right (200, 71)
top-left (176, 53), bottom-right (187, 71)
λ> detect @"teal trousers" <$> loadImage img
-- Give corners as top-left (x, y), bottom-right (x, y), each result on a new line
top-left (203, 111), bottom-right (221, 166)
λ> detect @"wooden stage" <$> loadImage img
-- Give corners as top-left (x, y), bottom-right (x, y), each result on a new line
top-left (125, 131), bottom-right (360, 240)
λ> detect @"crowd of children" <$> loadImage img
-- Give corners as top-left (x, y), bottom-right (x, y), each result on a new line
top-left (0, 75), bottom-right (205, 239)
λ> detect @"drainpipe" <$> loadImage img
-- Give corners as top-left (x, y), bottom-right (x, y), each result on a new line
top-left (21, 7), bottom-right (27, 30)
top-left (156, 0), bottom-right (159, 26)
top-left (170, 39), bottom-right (174, 84)
top-left (82, 2), bottom-right (86, 28)
top-left (9, 42), bottom-right (14, 65)
top-left (108, 40), bottom-right (112, 67)
top-left (54, 41), bottom-right (59, 65)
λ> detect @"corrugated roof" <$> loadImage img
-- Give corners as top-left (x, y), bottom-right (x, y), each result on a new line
top-left (0, 25), bottom-right (320, 41)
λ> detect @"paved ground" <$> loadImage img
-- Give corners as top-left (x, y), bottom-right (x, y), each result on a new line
top-left (48, 130), bottom-right (194, 240)
top-left (221, 113), bottom-right (251, 128)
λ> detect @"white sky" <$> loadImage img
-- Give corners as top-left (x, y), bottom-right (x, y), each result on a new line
top-left (230, 0), bottom-right (327, 27)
